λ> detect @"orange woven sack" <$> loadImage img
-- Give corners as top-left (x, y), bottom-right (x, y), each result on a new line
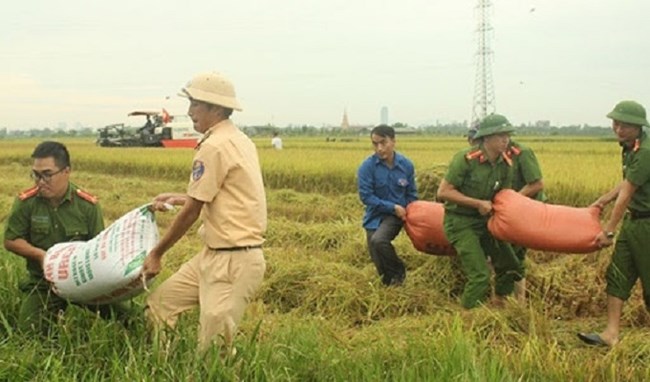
top-left (404, 201), bottom-right (456, 256)
top-left (488, 189), bottom-right (601, 253)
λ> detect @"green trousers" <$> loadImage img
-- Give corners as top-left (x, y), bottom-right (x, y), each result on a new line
top-left (513, 245), bottom-right (527, 271)
top-left (18, 277), bottom-right (135, 335)
top-left (444, 213), bottom-right (524, 309)
top-left (606, 216), bottom-right (650, 309)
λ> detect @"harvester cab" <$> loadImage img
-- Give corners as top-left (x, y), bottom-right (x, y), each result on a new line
top-left (97, 110), bottom-right (173, 147)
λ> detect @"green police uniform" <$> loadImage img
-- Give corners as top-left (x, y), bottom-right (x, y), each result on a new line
top-left (605, 131), bottom-right (650, 309)
top-left (4, 183), bottom-right (131, 333)
top-left (509, 141), bottom-right (546, 265)
top-left (510, 141), bottom-right (546, 202)
top-left (443, 146), bottom-right (524, 309)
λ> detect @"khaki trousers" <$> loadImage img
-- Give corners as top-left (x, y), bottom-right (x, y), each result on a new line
top-left (146, 246), bottom-right (265, 352)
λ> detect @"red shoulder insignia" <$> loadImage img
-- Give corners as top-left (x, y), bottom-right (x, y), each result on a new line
top-left (465, 149), bottom-right (482, 160)
top-left (502, 152), bottom-right (513, 166)
top-left (76, 189), bottom-right (98, 204)
top-left (633, 139), bottom-right (640, 152)
top-left (18, 186), bottom-right (39, 201)
top-left (509, 145), bottom-right (522, 156)
top-left (466, 149), bottom-right (486, 163)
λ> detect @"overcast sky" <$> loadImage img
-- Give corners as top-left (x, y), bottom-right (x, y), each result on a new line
top-left (2, 0), bottom-right (649, 130)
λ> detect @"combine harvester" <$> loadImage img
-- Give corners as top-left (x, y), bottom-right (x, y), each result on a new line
top-left (96, 110), bottom-right (201, 148)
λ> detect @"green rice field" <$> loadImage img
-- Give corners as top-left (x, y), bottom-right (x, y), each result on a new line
top-left (0, 136), bottom-right (648, 381)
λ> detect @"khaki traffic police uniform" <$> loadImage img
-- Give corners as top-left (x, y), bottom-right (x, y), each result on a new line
top-left (510, 141), bottom-right (546, 265)
top-left (146, 119), bottom-right (267, 351)
top-left (606, 132), bottom-right (650, 309)
top-left (4, 183), bottom-right (130, 333)
top-left (443, 146), bottom-right (524, 309)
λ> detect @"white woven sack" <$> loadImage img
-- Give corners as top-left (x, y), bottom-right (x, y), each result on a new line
top-left (44, 204), bottom-right (158, 304)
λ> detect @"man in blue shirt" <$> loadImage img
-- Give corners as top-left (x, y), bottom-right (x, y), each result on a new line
top-left (357, 125), bottom-right (418, 286)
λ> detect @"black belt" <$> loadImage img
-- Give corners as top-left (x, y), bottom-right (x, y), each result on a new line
top-left (628, 210), bottom-right (650, 220)
top-left (210, 245), bottom-right (262, 252)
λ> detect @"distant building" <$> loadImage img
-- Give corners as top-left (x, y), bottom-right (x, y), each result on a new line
top-left (534, 120), bottom-right (551, 128)
top-left (392, 123), bottom-right (418, 135)
top-left (341, 109), bottom-right (350, 130)
top-left (380, 106), bottom-right (389, 125)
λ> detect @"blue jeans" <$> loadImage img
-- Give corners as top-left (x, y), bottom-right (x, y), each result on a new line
top-left (366, 215), bottom-right (406, 286)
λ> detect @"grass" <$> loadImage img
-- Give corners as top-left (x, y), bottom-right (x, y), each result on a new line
top-left (0, 137), bottom-right (648, 381)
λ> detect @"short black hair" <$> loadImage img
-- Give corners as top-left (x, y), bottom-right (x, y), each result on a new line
top-left (32, 141), bottom-right (71, 169)
top-left (220, 107), bottom-right (233, 118)
top-left (371, 124), bottom-right (395, 139)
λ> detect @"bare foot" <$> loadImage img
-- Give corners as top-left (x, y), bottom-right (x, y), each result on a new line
top-left (490, 295), bottom-right (506, 308)
top-left (514, 279), bottom-right (526, 303)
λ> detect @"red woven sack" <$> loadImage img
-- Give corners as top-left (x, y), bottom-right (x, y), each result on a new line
top-left (404, 201), bottom-right (456, 256)
top-left (488, 189), bottom-right (601, 253)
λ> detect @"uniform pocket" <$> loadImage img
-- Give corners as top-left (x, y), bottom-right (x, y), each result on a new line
top-left (396, 177), bottom-right (410, 189)
top-left (64, 224), bottom-right (89, 241)
top-left (30, 219), bottom-right (51, 243)
top-left (375, 180), bottom-right (389, 195)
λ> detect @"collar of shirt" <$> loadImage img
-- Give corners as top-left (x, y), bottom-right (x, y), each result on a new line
top-left (476, 144), bottom-right (509, 165)
top-left (478, 143), bottom-right (512, 166)
top-left (196, 119), bottom-right (237, 148)
top-left (37, 182), bottom-right (74, 205)
top-left (205, 119), bottom-right (236, 136)
top-left (372, 152), bottom-right (406, 171)
top-left (621, 130), bottom-right (647, 152)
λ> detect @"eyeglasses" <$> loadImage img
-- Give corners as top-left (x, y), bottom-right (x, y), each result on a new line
top-left (30, 167), bottom-right (66, 183)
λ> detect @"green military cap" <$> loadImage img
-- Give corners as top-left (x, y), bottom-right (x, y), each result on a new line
top-left (606, 100), bottom-right (649, 127)
top-left (472, 114), bottom-right (516, 139)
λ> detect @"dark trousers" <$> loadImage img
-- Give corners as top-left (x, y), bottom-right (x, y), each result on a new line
top-left (366, 215), bottom-right (406, 286)
top-left (18, 277), bottom-right (134, 335)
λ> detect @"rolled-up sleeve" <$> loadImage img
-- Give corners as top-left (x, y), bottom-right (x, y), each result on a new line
top-left (4, 198), bottom-right (29, 241)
